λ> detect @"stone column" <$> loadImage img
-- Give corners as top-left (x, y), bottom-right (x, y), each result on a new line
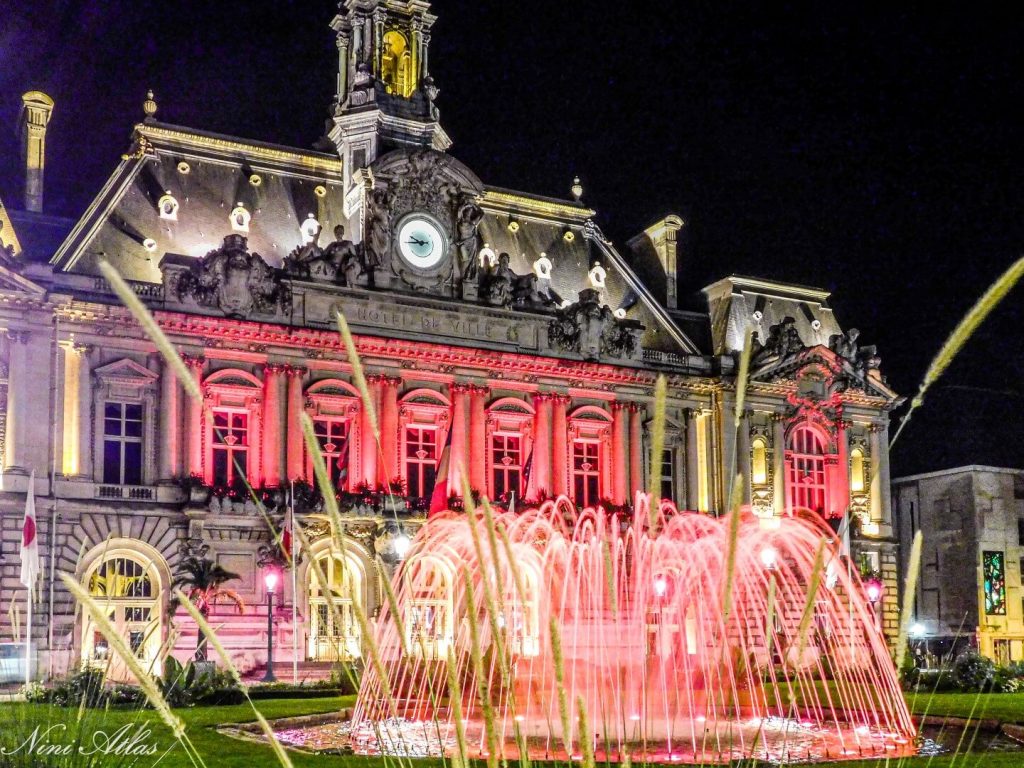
top-left (183, 356), bottom-right (204, 480)
top-left (380, 376), bottom-right (400, 486)
top-left (772, 414), bottom-right (787, 516)
top-left (628, 403), bottom-right (643, 502)
top-left (551, 394), bottom-right (569, 497)
top-left (373, 9), bottom-right (385, 75)
top-left (448, 384), bottom-right (470, 497)
top-left (469, 385), bottom-right (488, 495)
top-left (685, 408), bottom-right (700, 510)
top-left (530, 393), bottom-right (552, 498)
top-left (336, 31), bottom-right (350, 104)
top-left (611, 402), bottom-right (628, 505)
top-left (359, 375), bottom-right (381, 489)
top-left (738, 410), bottom-right (751, 504)
top-left (261, 365), bottom-right (285, 488)
top-left (869, 423), bottom-right (893, 526)
top-left (420, 31), bottom-right (431, 78)
top-left (3, 331), bottom-right (29, 473)
top-left (285, 366), bottom-right (306, 483)
top-left (158, 355), bottom-right (181, 482)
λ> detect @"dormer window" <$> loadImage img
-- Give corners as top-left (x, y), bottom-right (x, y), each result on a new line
top-left (157, 191), bottom-right (179, 221)
top-left (533, 252), bottom-right (552, 280)
top-left (230, 203), bottom-right (250, 233)
top-left (588, 261), bottom-right (607, 290)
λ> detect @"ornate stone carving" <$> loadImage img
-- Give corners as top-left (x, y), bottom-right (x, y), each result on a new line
top-left (548, 288), bottom-right (643, 362)
top-left (829, 328), bottom-right (882, 379)
top-left (283, 224), bottom-right (364, 287)
top-left (167, 235), bottom-right (290, 319)
top-left (454, 193), bottom-right (484, 282)
top-left (752, 316), bottom-right (805, 366)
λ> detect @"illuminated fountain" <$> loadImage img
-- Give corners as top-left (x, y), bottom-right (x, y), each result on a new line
top-left (345, 495), bottom-right (914, 763)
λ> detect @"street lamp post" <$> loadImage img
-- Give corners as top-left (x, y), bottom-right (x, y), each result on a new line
top-left (262, 569), bottom-right (279, 683)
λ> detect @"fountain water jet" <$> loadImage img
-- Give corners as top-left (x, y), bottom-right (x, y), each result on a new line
top-left (352, 494), bottom-right (914, 763)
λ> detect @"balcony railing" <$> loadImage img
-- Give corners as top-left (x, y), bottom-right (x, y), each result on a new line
top-left (96, 485), bottom-right (156, 501)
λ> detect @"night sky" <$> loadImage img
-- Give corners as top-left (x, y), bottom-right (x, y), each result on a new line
top-left (1, 1), bottom-right (1022, 475)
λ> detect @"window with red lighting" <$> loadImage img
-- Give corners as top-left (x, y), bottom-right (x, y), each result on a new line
top-left (314, 417), bottom-right (351, 489)
top-left (786, 425), bottom-right (826, 516)
top-left (491, 433), bottom-right (522, 500)
top-left (212, 409), bottom-right (248, 487)
top-left (572, 440), bottom-right (601, 507)
top-left (405, 426), bottom-right (438, 499)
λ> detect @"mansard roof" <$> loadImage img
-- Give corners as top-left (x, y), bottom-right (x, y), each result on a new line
top-left (46, 121), bottom-right (702, 362)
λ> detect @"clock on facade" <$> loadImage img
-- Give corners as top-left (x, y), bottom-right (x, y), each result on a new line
top-left (396, 214), bottom-right (447, 271)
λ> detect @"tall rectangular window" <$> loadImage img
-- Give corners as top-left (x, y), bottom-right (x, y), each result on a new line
top-left (491, 433), bottom-right (522, 500)
top-left (983, 551), bottom-right (1007, 616)
top-left (212, 409), bottom-right (248, 487)
top-left (572, 440), bottom-right (600, 508)
top-left (405, 426), bottom-right (438, 499)
top-left (102, 402), bottom-right (143, 485)
top-left (314, 417), bottom-right (350, 490)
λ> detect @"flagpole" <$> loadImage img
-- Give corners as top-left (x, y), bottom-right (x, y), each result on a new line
top-left (290, 479), bottom-right (297, 685)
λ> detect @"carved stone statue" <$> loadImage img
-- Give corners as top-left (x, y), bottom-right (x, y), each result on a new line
top-left (830, 327), bottom-right (881, 378)
top-left (322, 225), bottom-right (362, 286)
top-left (481, 252), bottom-right (515, 307)
top-left (0, 221), bottom-right (16, 269)
top-left (365, 188), bottom-right (392, 274)
top-left (753, 316), bottom-right (804, 365)
top-left (549, 288), bottom-right (641, 362)
top-left (172, 234), bottom-right (290, 318)
top-left (454, 194), bottom-right (484, 282)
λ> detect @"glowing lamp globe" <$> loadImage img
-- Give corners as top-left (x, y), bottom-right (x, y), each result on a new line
top-left (653, 577), bottom-right (668, 597)
top-left (264, 570), bottom-right (279, 592)
top-left (393, 533), bottom-right (411, 559)
top-left (864, 578), bottom-right (883, 603)
top-left (759, 546), bottom-right (778, 569)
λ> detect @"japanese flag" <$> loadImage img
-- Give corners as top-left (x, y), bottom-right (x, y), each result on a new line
top-left (20, 471), bottom-right (40, 591)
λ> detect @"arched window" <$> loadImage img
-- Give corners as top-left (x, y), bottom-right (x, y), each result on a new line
top-left (203, 369), bottom-right (263, 488)
top-left (308, 550), bottom-right (363, 661)
top-left (399, 389), bottom-right (450, 501)
top-left (568, 406), bottom-right (612, 508)
top-left (82, 552), bottom-right (162, 679)
top-left (381, 30), bottom-right (415, 97)
top-left (403, 555), bottom-right (453, 660)
top-left (486, 397), bottom-right (533, 502)
top-left (786, 425), bottom-right (828, 516)
top-left (850, 447), bottom-right (865, 493)
top-left (751, 438), bottom-right (768, 486)
top-left (306, 380), bottom-right (361, 492)
top-left (503, 561), bottom-right (540, 657)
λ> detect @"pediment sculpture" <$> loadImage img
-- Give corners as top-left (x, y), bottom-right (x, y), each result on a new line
top-left (751, 316), bottom-right (805, 366)
top-left (168, 234), bottom-right (290, 319)
top-left (829, 327), bottom-right (882, 379)
top-left (479, 252), bottom-right (557, 310)
top-left (283, 224), bottom-right (365, 287)
top-left (549, 288), bottom-right (643, 362)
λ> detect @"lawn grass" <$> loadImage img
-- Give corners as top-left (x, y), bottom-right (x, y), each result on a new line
top-left (1, 692), bottom-right (1023, 768)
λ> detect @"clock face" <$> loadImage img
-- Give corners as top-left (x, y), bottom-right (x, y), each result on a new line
top-left (397, 215), bottom-right (446, 270)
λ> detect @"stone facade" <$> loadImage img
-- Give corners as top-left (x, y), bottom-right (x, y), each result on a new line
top-left (893, 466), bottom-right (1024, 663)
top-left (0, 0), bottom-right (903, 679)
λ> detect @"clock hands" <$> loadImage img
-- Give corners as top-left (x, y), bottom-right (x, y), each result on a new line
top-left (407, 236), bottom-right (428, 247)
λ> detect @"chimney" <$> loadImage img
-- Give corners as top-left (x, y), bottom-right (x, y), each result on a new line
top-left (20, 91), bottom-right (55, 213)
top-left (626, 214), bottom-right (684, 310)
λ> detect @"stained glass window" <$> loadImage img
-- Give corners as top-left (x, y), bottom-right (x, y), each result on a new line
top-left (983, 551), bottom-right (1006, 616)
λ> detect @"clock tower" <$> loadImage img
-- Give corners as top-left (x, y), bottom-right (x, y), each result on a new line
top-left (328, 0), bottom-right (452, 194)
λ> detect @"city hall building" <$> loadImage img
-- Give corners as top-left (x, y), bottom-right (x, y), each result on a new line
top-left (0, 0), bottom-right (902, 678)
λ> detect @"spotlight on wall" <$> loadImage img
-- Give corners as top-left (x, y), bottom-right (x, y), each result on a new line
top-left (507, 217), bottom-right (520, 234)
top-left (910, 622), bottom-right (926, 638)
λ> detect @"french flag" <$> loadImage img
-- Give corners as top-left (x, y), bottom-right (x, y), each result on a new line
top-left (428, 428), bottom-right (453, 518)
top-left (20, 471), bottom-right (40, 591)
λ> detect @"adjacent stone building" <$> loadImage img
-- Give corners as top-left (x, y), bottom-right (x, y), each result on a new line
top-left (0, 0), bottom-right (902, 679)
top-left (893, 465), bottom-right (1024, 663)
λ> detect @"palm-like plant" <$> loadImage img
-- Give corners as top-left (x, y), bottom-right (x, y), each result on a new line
top-left (172, 556), bottom-right (245, 661)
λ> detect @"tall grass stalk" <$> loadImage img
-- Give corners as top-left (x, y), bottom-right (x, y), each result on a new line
top-left (794, 538), bottom-right (828, 660)
top-left (576, 696), bottom-right (595, 768)
top-left (336, 312), bottom-right (378, 438)
top-left (446, 646), bottom-right (470, 768)
top-left (719, 474), bottom-right (744, 623)
top-left (891, 254), bottom-right (1024, 448)
top-left (549, 617), bottom-right (573, 757)
top-left (646, 376), bottom-right (667, 530)
top-left (894, 530), bottom-right (923, 671)
top-left (59, 575), bottom-right (203, 767)
top-left (463, 572), bottom-right (500, 768)
top-left (171, 589), bottom-right (293, 768)
top-left (732, 326), bottom-right (753, 430)
top-left (98, 259), bottom-right (202, 403)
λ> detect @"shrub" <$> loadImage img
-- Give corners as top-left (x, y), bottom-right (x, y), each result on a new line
top-left (47, 666), bottom-right (109, 707)
top-left (20, 681), bottom-right (46, 703)
top-left (952, 651), bottom-right (996, 691)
